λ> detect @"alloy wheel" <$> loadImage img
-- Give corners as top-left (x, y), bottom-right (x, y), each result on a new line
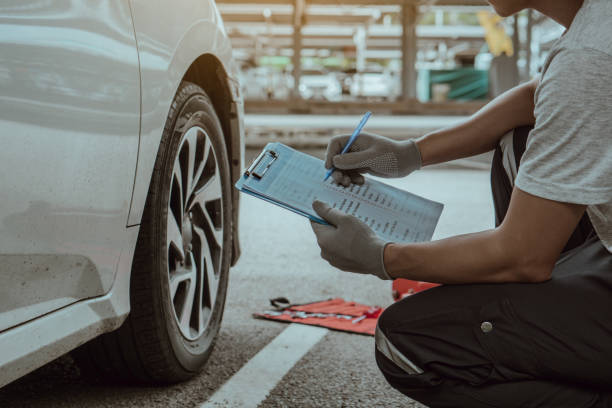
top-left (167, 125), bottom-right (224, 341)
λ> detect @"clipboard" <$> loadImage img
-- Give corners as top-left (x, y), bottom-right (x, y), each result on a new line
top-left (235, 143), bottom-right (444, 243)
top-left (235, 144), bottom-right (329, 224)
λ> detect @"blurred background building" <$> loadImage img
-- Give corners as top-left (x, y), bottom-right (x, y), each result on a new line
top-left (217, 0), bottom-right (563, 115)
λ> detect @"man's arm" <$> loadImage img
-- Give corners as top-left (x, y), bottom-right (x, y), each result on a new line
top-left (323, 78), bottom-right (539, 185)
top-left (384, 188), bottom-right (586, 284)
top-left (417, 77), bottom-right (539, 166)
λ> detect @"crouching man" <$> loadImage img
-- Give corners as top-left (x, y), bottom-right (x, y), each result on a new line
top-left (311, 0), bottom-right (612, 406)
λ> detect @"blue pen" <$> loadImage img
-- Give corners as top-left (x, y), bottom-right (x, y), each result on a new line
top-left (323, 111), bottom-right (372, 181)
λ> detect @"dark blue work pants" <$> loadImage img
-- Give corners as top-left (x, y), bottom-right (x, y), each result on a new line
top-left (375, 127), bottom-right (612, 407)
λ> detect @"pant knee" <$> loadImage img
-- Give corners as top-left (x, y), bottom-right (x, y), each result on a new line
top-left (375, 312), bottom-right (444, 400)
top-left (375, 300), bottom-right (396, 334)
top-left (375, 303), bottom-right (426, 377)
top-left (374, 289), bottom-right (497, 388)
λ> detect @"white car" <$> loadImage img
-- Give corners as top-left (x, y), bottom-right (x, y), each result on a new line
top-left (298, 69), bottom-right (342, 101)
top-left (0, 0), bottom-right (244, 386)
top-left (350, 69), bottom-right (397, 100)
top-left (240, 67), bottom-right (291, 100)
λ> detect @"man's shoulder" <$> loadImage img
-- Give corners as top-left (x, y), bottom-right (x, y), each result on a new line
top-left (542, 46), bottom-right (612, 91)
top-left (541, 0), bottom-right (612, 78)
top-left (535, 46), bottom-right (612, 118)
top-left (560, 0), bottom-right (612, 57)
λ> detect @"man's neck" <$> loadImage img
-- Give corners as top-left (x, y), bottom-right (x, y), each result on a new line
top-left (532, 0), bottom-right (585, 28)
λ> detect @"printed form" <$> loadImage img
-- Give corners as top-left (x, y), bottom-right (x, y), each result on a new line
top-left (238, 143), bottom-right (443, 243)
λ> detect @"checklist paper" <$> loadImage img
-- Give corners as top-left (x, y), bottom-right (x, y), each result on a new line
top-left (236, 143), bottom-right (443, 243)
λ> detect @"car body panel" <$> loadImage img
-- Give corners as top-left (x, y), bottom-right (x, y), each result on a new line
top-left (0, 0), bottom-right (243, 388)
top-left (0, 226), bottom-right (139, 388)
top-left (126, 0), bottom-right (238, 227)
top-left (0, 1), bottom-right (140, 332)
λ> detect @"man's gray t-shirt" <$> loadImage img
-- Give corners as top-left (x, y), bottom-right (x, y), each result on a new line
top-left (515, 0), bottom-right (612, 252)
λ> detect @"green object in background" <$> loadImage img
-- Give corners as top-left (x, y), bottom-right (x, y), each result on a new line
top-left (258, 56), bottom-right (291, 68)
top-left (418, 68), bottom-right (489, 101)
top-left (257, 56), bottom-right (348, 70)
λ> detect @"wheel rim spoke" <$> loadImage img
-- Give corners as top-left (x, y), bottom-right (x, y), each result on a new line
top-left (194, 224), bottom-right (219, 310)
top-left (178, 256), bottom-right (197, 331)
top-left (203, 246), bottom-right (218, 309)
top-left (169, 265), bottom-right (192, 299)
top-left (191, 174), bottom-right (223, 247)
top-left (203, 204), bottom-right (223, 248)
top-left (193, 172), bottom-right (222, 205)
top-left (169, 253), bottom-right (197, 334)
top-left (167, 211), bottom-right (185, 261)
top-left (183, 128), bottom-right (199, 199)
top-left (192, 136), bottom-right (210, 190)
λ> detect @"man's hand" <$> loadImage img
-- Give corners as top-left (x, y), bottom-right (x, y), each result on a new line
top-left (325, 132), bottom-right (422, 187)
top-left (310, 200), bottom-right (392, 280)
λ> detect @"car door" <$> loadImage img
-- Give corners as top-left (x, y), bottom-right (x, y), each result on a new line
top-left (0, 1), bottom-right (140, 332)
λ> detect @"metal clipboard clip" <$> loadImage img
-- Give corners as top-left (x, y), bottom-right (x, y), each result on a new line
top-left (245, 149), bottom-right (278, 179)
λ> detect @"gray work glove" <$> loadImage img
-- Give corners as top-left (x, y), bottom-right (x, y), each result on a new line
top-left (310, 200), bottom-right (393, 280)
top-left (325, 131), bottom-right (422, 187)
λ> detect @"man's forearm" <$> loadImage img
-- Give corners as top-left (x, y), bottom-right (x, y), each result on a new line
top-left (383, 188), bottom-right (586, 285)
top-left (384, 229), bottom-right (548, 284)
top-left (417, 77), bottom-right (539, 166)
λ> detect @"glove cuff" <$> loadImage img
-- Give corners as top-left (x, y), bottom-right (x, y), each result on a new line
top-left (396, 139), bottom-right (422, 176)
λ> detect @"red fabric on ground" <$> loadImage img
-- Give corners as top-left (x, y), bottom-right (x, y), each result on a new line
top-left (254, 298), bottom-right (382, 336)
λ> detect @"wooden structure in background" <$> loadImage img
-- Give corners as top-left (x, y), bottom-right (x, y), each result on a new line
top-left (217, 0), bottom-right (497, 114)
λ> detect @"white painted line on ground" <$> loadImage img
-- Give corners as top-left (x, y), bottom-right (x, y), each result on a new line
top-left (201, 324), bottom-right (328, 408)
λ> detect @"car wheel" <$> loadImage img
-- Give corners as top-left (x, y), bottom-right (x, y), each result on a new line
top-left (72, 81), bottom-right (232, 383)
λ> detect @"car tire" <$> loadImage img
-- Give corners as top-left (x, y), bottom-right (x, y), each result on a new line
top-left (72, 81), bottom-right (232, 383)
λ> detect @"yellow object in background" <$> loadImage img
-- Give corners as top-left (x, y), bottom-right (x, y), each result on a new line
top-left (478, 11), bottom-right (514, 56)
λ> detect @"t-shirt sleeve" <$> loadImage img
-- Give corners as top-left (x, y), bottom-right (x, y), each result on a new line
top-left (515, 48), bottom-right (612, 205)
